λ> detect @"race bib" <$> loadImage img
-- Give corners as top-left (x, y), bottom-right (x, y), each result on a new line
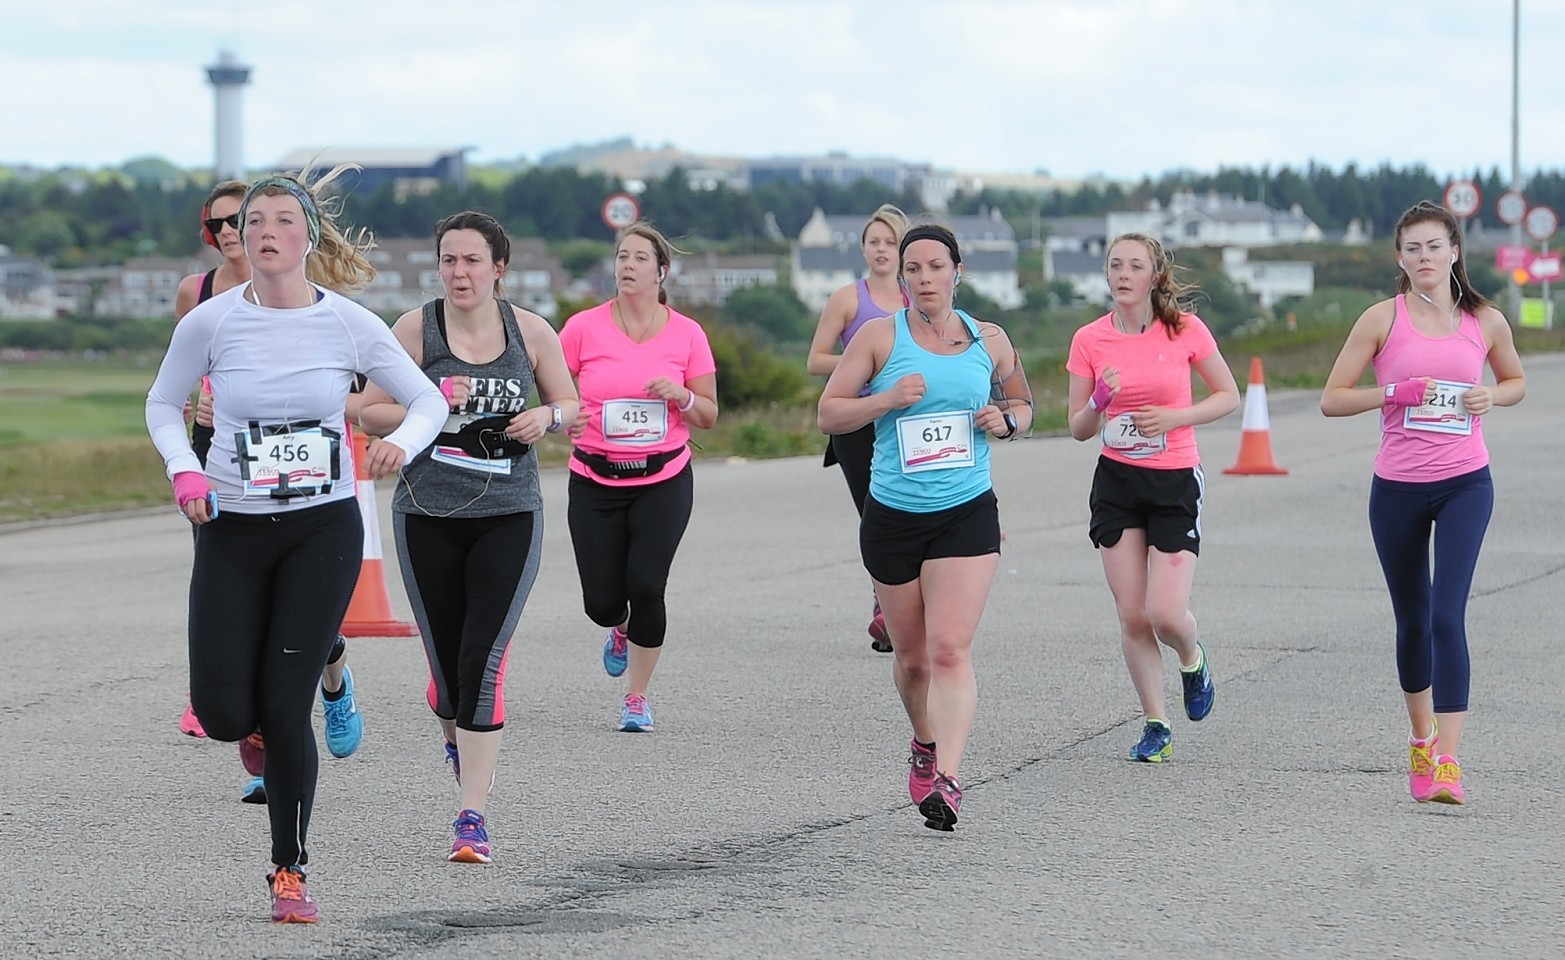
top-left (237, 422), bottom-right (338, 498)
top-left (602, 398), bottom-right (668, 445)
top-left (1404, 379), bottom-right (1474, 435)
top-left (431, 445), bottom-right (514, 475)
top-left (1100, 413), bottom-right (1166, 459)
top-left (895, 411), bottom-right (975, 473)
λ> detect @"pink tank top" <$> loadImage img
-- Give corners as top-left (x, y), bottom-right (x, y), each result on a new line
top-left (1371, 295), bottom-right (1489, 482)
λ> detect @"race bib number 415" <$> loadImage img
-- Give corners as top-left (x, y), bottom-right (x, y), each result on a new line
top-left (1404, 379), bottom-right (1474, 435)
top-left (602, 398), bottom-right (668, 445)
top-left (895, 411), bottom-right (975, 473)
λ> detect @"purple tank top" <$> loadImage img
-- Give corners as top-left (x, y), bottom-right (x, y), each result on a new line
top-left (1371, 294), bottom-right (1489, 482)
top-left (841, 279), bottom-right (898, 348)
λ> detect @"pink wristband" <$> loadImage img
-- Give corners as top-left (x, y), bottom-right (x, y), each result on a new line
top-left (438, 377), bottom-right (458, 406)
top-left (172, 471), bottom-right (209, 508)
top-left (1387, 380), bottom-right (1427, 408)
top-left (677, 390), bottom-right (697, 413)
top-left (1087, 377), bottom-right (1113, 412)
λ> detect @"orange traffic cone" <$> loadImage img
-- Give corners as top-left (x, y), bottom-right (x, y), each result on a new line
top-left (340, 427), bottom-right (419, 637)
top-left (1223, 357), bottom-right (1288, 476)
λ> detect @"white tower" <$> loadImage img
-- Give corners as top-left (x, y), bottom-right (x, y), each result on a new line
top-left (205, 51), bottom-right (252, 182)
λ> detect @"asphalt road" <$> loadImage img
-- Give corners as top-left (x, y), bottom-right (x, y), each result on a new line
top-left (3, 355), bottom-right (1562, 959)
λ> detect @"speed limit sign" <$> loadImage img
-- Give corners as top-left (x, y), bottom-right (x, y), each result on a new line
top-left (1525, 205), bottom-right (1559, 242)
top-left (601, 193), bottom-right (640, 231)
top-left (1496, 190), bottom-right (1527, 226)
top-left (1443, 180), bottom-right (1480, 219)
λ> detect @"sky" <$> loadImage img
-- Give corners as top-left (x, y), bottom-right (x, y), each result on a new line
top-left (3, 0), bottom-right (1562, 184)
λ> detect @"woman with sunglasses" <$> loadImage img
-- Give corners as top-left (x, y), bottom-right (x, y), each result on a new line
top-left (147, 168), bottom-right (446, 922)
top-left (819, 222), bottom-right (1032, 832)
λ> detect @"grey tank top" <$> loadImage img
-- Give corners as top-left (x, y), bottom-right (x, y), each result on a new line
top-left (392, 298), bottom-right (542, 517)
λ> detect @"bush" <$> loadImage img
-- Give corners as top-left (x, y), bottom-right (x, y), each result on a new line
top-left (705, 323), bottom-right (808, 409)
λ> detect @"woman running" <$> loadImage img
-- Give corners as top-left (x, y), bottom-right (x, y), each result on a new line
top-left (559, 221), bottom-right (718, 733)
top-left (1065, 233), bottom-right (1239, 763)
top-left (174, 180), bottom-right (365, 804)
top-left (1321, 200), bottom-right (1525, 806)
top-left (359, 211), bottom-right (578, 863)
top-left (819, 222), bottom-right (1033, 831)
top-left (146, 169), bottom-right (446, 922)
top-left (807, 204), bottom-right (909, 652)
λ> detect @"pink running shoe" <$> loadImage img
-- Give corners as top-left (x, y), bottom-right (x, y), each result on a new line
top-left (918, 773), bottom-right (963, 832)
top-left (1409, 730), bottom-right (1439, 802)
top-left (908, 741), bottom-right (937, 803)
top-left (267, 866), bottom-right (319, 923)
top-left (239, 732), bottom-right (266, 777)
top-left (179, 701), bottom-right (207, 738)
top-left (1427, 755), bottom-right (1466, 805)
top-left (868, 602), bottom-right (891, 653)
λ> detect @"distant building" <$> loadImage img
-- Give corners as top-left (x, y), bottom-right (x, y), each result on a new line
top-left (747, 153), bottom-right (928, 194)
top-left (1108, 191), bottom-right (1323, 249)
top-left (0, 249), bottom-right (57, 319)
top-left (1221, 247), bottom-right (1315, 308)
top-left (93, 257), bottom-right (204, 318)
top-left (355, 236), bottom-right (567, 319)
top-left (666, 253), bottom-right (780, 307)
top-left (791, 208), bottom-right (1023, 312)
top-left (273, 147), bottom-right (471, 199)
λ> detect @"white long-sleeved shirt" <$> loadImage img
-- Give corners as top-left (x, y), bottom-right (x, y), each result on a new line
top-left (145, 283), bottom-right (446, 514)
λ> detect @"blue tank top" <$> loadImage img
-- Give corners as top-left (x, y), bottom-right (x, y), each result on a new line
top-left (868, 309), bottom-right (994, 512)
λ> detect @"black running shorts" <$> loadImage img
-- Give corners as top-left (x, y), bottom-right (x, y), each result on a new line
top-left (1088, 455), bottom-right (1204, 556)
top-left (860, 489), bottom-right (1001, 586)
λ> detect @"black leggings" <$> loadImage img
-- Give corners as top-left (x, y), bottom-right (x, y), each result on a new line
top-left (188, 499), bottom-right (361, 868)
top-left (394, 511), bottom-right (542, 732)
top-left (567, 465), bottom-right (693, 649)
top-left (827, 423), bottom-right (875, 516)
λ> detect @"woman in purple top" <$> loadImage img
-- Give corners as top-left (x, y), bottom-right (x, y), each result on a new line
top-left (807, 204), bottom-right (909, 651)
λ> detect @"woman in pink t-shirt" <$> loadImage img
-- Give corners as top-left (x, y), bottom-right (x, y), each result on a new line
top-left (1066, 233), bottom-right (1240, 763)
top-left (559, 221), bottom-right (718, 733)
top-left (1321, 200), bottom-right (1525, 806)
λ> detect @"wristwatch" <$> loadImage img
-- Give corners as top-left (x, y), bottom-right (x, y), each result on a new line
top-left (545, 403), bottom-right (563, 433)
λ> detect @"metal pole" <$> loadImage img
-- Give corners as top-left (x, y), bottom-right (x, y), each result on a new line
top-left (1510, 0), bottom-right (1522, 324)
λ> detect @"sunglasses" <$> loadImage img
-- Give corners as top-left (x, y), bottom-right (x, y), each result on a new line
top-left (204, 214), bottom-right (240, 236)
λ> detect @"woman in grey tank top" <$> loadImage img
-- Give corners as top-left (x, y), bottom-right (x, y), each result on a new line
top-left (359, 212), bottom-right (578, 864)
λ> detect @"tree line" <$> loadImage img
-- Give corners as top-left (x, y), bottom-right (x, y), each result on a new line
top-left (4, 160), bottom-right (1562, 269)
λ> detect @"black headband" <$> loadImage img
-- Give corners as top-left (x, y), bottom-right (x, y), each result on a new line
top-left (899, 226), bottom-right (961, 265)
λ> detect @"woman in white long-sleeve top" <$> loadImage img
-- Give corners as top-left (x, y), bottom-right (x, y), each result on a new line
top-left (145, 169), bottom-right (447, 924)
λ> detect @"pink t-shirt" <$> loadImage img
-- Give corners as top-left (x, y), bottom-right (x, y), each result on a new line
top-left (559, 300), bottom-right (717, 487)
top-left (1066, 312), bottom-right (1218, 469)
top-left (1370, 295), bottom-right (1489, 482)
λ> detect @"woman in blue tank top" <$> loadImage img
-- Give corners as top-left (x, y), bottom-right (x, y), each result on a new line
top-left (807, 204), bottom-right (909, 651)
top-left (818, 223), bottom-right (1033, 833)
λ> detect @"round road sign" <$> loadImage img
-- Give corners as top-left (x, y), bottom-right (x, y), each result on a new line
top-left (1524, 205), bottom-right (1559, 242)
top-left (1443, 180), bottom-right (1480, 218)
top-left (601, 193), bottom-right (640, 231)
top-left (1496, 190), bottom-right (1527, 226)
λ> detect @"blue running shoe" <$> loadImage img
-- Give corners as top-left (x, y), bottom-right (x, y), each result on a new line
top-left (619, 693), bottom-right (654, 732)
top-left (241, 775), bottom-right (267, 804)
top-left (321, 664), bottom-right (363, 758)
top-left (1128, 719), bottom-right (1173, 763)
top-left (444, 740), bottom-right (461, 786)
top-left (1181, 643), bottom-right (1215, 722)
top-left (602, 626), bottom-right (629, 677)
top-left (449, 809), bottom-right (492, 864)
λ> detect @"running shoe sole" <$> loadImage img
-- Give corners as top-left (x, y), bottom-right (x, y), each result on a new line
top-left (448, 845), bottom-right (493, 864)
top-left (241, 777), bottom-right (267, 805)
top-left (918, 793), bottom-right (958, 832)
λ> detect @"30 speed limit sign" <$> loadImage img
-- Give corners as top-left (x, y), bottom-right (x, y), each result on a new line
top-left (601, 193), bottom-right (640, 231)
top-left (1525, 205), bottom-right (1559, 242)
top-left (1496, 190), bottom-right (1527, 226)
top-left (1443, 180), bottom-right (1480, 219)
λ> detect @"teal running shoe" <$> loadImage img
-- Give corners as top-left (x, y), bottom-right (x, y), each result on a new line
top-left (1128, 719), bottom-right (1173, 763)
top-left (619, 693), bottom-right (653, 732)
top-left (321, 664), bottom-right (363, 758)
top-left (603, 627), bottom-right (629, 677)
top-left (241, 775), bottom-right (267, 804)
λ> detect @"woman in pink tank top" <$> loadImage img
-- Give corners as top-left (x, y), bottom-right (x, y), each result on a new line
top-left (806, 204), bottom-right (910, 651)
top-left (1321, 200), bottom-right (1526, 807)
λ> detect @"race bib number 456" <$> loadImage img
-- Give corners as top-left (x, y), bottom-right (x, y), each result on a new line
top-left (895, 411), bottom-right (975, 473)
top-left (237, 421), bottom-right (339, 499)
